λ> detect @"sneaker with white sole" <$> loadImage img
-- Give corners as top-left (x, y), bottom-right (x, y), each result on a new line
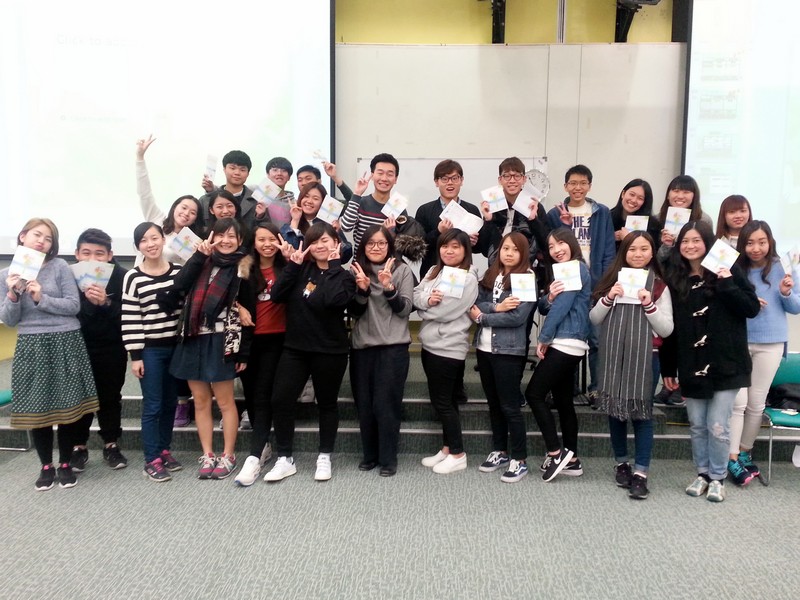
top-left (264, 456), bottom-right (297, 482)
top-left (706, 479), bottom-right (725, 502)
top-left (500, 459), bottom-right (528, 483)
top-left (432, 453), bottom-right (467, 474)
top-left (542, 448), bottom-right (575, 482)
top-left (315, 454), bottom-right (332, 481)
top-left (197, 453), bottom-right (216, 480)
top-left (561, 458), bottom-right (583, 477)
top-left (235, 456), bottom-right (262, 487)
top-left (478, 451), bottom-right (510, 473)
top-left (421, 450), bottom-right (447, 468)
top-left (211, 454), bottom-right (237, 479)
top-left (685, 475), bottom-right (709, 497)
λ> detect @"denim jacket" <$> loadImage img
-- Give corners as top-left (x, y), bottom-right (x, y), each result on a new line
top-left (472, 285), bottom-right (535, 356)
top-left (537, 261), bottom-right (591, 344)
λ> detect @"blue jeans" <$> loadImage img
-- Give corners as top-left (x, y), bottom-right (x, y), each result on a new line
top-left (609, 417), bottom-right (654, 473)
top-left (140, 346), bottom-right (179, 463)
top-left (685, 389), bottom-right (737, 481)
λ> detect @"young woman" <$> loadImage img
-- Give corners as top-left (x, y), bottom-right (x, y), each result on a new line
top-left (469, 232), bottom-right (535, 483)
top-left (657, 175), bottom-right (713, 257)
top-left (168, 218), bottom-right (254, 480)
top-left (262, 222), bottom-right (356, 482)
top-left (728, 221), bottom-right (800, 484)
top-left (414, 229), bottom-right (479, 475)
top-left (715, 194), bottom-right (753, 248)
top-left (234, 223), bottom-right (287, 487)
top-left (660, 221), bottom-right (759, 502)
top-left (590, 232), bottom-right (674, 499)
top-left (349, 225), bottom-right (415, 477)
top-left (281, 182), bottom-right (353, 263)
top-left (121, 222), bottom-right (183, 482)
top-left (609, 179), bottom-right (661, 250)
top-left (525, 228), bottom-right (592, 482)
top-left (205, 190), bottom-right (243, 235)
top-left (1, 218), bottom-right (98, 491)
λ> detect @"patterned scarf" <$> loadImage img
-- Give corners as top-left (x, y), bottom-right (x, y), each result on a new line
top-left (184, 250), bottom-right (244, 337)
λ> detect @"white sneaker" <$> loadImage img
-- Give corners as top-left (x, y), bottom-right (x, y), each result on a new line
top-left (263, 456), bottom-right (296, 482)
top-left (234, 455), bottom-right (261, 487)
top-left (314, 454), bottom-right (332, 481)
top-left (259, 442), bottom-right (273, 467)
top-left (421, 450), bottom-right (448, 468)
top-left (240, 410), bottom-right (252, 431)
top-left (433, 453), bottom-right (467, 474)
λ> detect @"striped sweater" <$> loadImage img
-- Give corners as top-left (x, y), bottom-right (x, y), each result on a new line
top-left (341, 194), bottom-right (408, 254)
top-left (121, 264), bottom-right (181, 360)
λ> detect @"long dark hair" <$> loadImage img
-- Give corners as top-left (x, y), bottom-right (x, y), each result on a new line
top-left (735, 220), bottom-right (779, 287)
top-left (251, 223), bottom-right (285, 295)
top-left (716, 194), bottom-right (753, 240)
top-left (610, 179), bottom-right (654, 223)
top-left (355, 225), bottom-right (395, 272)
top-left (546, 227), bottom-right (585, 265)
top-left (657, 175), bottom-right (703, 224)
top-left (297, 182), bottom-right (328, 235)
top-left (162, 195), bottom-right (202, 235)
top-left (593, 231), bottom-right (662, 301)
top-left (480, 231), bottom-right (530, 291)
top-left (663, 221), bottom-right (716, 300)
top-left (427, 229), bottom-right (472, 280)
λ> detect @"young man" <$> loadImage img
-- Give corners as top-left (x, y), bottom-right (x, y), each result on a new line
top-left (546, 164), bottom-right (615, 402)
top-left (70, 229), bottom-right (129, 471)
top-left (340, 152), bottom-right (418, 253)
top-left (298, 163), bottom-right (353, 201)
top-left (200, 150), bottom-right (256, 230)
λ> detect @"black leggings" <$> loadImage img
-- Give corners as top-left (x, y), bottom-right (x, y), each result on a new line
top-left (420, 350), bottom-right (465, 454)
top-left (240, 333), bottom-right (285, 457)
top-left (31, 421), bottom-right (83, 466)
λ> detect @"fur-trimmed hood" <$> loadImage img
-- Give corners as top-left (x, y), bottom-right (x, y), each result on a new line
top-left (395, 234), bottom-right (427, 263)
top-left (237, 254), bottom-right (254, 279)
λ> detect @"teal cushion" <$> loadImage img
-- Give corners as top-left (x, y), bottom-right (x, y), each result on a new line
top-left (765, 407), bottom-right (800, 428)
top-left (772, 353), bottom-right (800, 387)
top-left (0, 389), bottom-right (11, 407)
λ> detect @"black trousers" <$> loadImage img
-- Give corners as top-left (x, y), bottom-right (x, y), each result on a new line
top-left (476, 350), bottom-right (527, 460)
top-left (350, 344), bottom-right (409, 468)
top-left (271, 348), bottom-right (348, 456)
top-left (240, 333), bottom-right (284, 457)
top-left (75, 345), bottom-right (127, 445)
top-left (420, 349), bottom-right (465, 454)
top-left (32, 421), bottom-right (83, 465)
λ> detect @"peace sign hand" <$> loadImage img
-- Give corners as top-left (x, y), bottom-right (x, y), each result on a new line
top-left (273, 234), bottom-right (294, 260)
top-left (289, 241), bottom-right (311, 265)
top-left (350, 262), bottom-right (370, 291)
top-left (136, 134), bottom-right (156, 160)
top-left (378, 257), bottom-right (395, 289)
top-left (329, 243), bottom-right (342, 262)
top-left (197, 231), bottom-right (218, 256)
top-left (557, 202), bottom-right (572, 226)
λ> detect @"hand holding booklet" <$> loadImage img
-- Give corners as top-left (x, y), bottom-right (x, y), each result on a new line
top-left (439, 201), bottom-right (484, 236)
top-left (551, 260), bottom-right (582, 292)
top-left (664, 207), bottom-right (691, 236)
top-left (701, 239), bottom-right (739, 273)
top-left (70, 261), bottom-right (115, 291)
top-left (169, 228), bottom-right (202, 262)
top-left (625, 215), bottom-right (649, 232)
top-left (480, 186), bottom-right (507, 214)
top-left (381, 192), bottom-right (408, 219)
top-left (617, 267), bottom-right (649, 302)
top-left (316, 197), bottom-right (345, 225)
top-left (437, 266), bottom-right (468, 299)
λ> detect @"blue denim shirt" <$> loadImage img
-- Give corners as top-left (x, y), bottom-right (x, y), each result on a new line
top-left (472, 286), bottom-right (535, 356)
top-left (537, 261), bottom-right (591, 344)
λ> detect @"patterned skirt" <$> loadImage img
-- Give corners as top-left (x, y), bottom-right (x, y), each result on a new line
top-left (10, 330), bottom-right (99, 429)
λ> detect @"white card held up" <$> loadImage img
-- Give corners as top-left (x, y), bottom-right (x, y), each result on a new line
top-left (381, 192), bottom-right (408, 219)
top-left (204, 155), bottom-right (217, 180)
top-left (617, 268), bottom-right (649, 301)
top-left (70, 261), bottom-right (115, 292)
top-left (316, 197), bottom-right (345, 225)
top-left (701, 239), bottom-right (740, 273)
top-left (664, 207), bottom-right (692, 236)
top-left (510, 273), bottom-right (537, 301)
top-left (311, 149), bottom-right (328, 163)
top-left (437, 266), bottom-right (468, 299)
top-left (625, 215), bottom-right (649, 232)
top-left (440, 201), bottom-right (483, 236)
top-left (9, 246), bottom-right (46, 281)
top-left (480, 185), bottom-right (507, 214)
top-left (781, 254), bottom-right (793, 275)
top-left (551, 260), bottom-right (582, 292)
top-left (512, 193), bottom-right (538, 219)
top-left (255, 178), bottom-right (283, 202)
top-left (168, 228), bottom-right (202, 262)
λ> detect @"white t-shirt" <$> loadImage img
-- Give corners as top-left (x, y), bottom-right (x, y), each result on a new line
top-left (568, 202), bottom-right (592, 265)
top-left (477, 275), bottom-right (505, 352)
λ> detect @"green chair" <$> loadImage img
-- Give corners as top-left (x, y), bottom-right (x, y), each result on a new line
top-left (0, 389), bottom-right (32, 452)
top-left (761, 352), bottom-right (800, 484)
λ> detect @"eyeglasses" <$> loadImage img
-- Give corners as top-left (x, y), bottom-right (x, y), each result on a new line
top-left (566, 180), bottom-right (590, 188)
top-left (366, 241), bottom-right (388, 249)
top-left (500, 173), bottom-right (524, 182)
top-left (438, 175), bottom-right (462, 184)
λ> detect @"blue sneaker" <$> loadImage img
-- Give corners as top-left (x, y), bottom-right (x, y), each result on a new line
top-left (738, 450), bottom-right (760, 477)
top-left (500, 459), bottom-right (529, 483)
top-left (478, 451), bottom-right (510, 473)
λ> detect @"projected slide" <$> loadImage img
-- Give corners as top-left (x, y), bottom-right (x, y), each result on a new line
top-left (0, 0), bottom-right (332, 254)
top-left (685, 0), bottom-right (800, 247)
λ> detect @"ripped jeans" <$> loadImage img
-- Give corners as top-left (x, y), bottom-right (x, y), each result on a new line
top-left (685, 389), bottom-right (737, 481)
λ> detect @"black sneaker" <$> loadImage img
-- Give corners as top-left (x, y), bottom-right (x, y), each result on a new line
top-left (143, 458), bottom-right (172, 482)
top-left (35, 465), bottom-right (56, 491)
top-left (103, 444), bottom-right (128, 470)
top-left (57, 464), bottom-right (77, 489)
top-left (653, 387), bottom-right (685, 407)
top-left (160, 450), bottom-right (183, 472)
top-left (542, 448), bottom-right (574, 482)
top-left (69, 447), bottom-right (89, 473)
top-left (562, 458), bottom-right (583, 476)
top-left (629, 474), bottom-right (649, 499)
top-left (615, 462), bottom-right (632, 488)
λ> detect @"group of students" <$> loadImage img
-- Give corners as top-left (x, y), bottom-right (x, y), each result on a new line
top-left (2, 145), bottom-right (796, 504)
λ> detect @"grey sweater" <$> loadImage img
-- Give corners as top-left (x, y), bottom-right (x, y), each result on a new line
top-left (349, 261), bottom-right (414, 350)
top-left (413, 266), bottom-right (479, 360)
top-left (0, 258), bottom-right (81, 334)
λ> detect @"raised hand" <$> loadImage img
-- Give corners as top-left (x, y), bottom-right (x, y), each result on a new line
top-left (255, 202), bottom-right (267, 219)
top-left (661, 230), bottom-right (675, 248)
top-left (289, 241), bottom-right (311, 265)
top-left (383, 217), bottom-right (397, 231)
top-left (607, 282), bottom-right (624, 300)
top-left (780, 274), bottom-right (794, 295)
top-left (437, 218), bottom-right (453, 234)
top-left (201, 175), bottom-right (215, 193)
top-left (136, 134), bottom-right (156, 160)
top-left (328, 243), bottom-right (342, 262)
top-left (197, 231), bottom-right (218, 256)
top-left (289, 200), bottom-right (303, 227)
top-left (717, 268), bottom-right (732, 279)
top-left (480, 201), bottom-right (493, 222)
top-left (557, 202), bottom-right (572, 226)
top-left (273, 234), bottom-right (294, 260)
top-left (354, 172), bottom-right (372, 196)
top-left (350, 262), bottom-right (370, 291)
top-left (378, 257), bottom-right (395, 289)
top-left (528, 199), bottom-right (540, 221)
top-left (322, 161), bottom-right (343, 186)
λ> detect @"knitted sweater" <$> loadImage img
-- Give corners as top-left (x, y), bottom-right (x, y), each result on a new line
top-left (745, 262), bottom-right (800, 344)
top-left (348, 261), bottom-right (414, 349)
top-left (340, 194), bottom-right (410, 253)
top-left (0, 258), bottom-right (81, 334)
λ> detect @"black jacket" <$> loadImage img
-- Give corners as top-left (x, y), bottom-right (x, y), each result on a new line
top-left (78, 261), bottom-right (128, 351)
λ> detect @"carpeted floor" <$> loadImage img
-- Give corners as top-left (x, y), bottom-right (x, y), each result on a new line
top-left (0, 451), bottom-right (797, 599)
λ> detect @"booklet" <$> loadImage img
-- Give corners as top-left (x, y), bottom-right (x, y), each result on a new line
top-left (70, 261), bottom-right (115, 292)
top-left (552, 260), bottom-right (582, 292)
top-left (253, 178), bottom-right (283, 203)
top-left (204, 155), bottom-right (217, 180)
top-left (440, 201), bottom-right (484, 235)
top-left (510, 273), bottom-right (537, 301)
top-left (9, 246), bottom-right (46, 281)
top-left (480, 186), bottom-right (507, 214)
top-left (625, 215), bottom-right (649, 232)
top-left (316, 197), bottom-right (345, 225)
top-left (168, 228), bottom-right (202, 262)
top-left (311, 149), bottom-right (328, 163)
top-left (782, 246), bottom-right (800, 275)
top-left (437, 266), bottom-right (468, 299)
top-left (381, 191), bottom-right (408, 219)
top-left (701, 239), bottom-right (739, 273)
top-left (512, 194), bottom-right (538, 219)
top-left (617, 267), bottom-right (649, 302)
top-left (664, 207), bottom-right (692, 236)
